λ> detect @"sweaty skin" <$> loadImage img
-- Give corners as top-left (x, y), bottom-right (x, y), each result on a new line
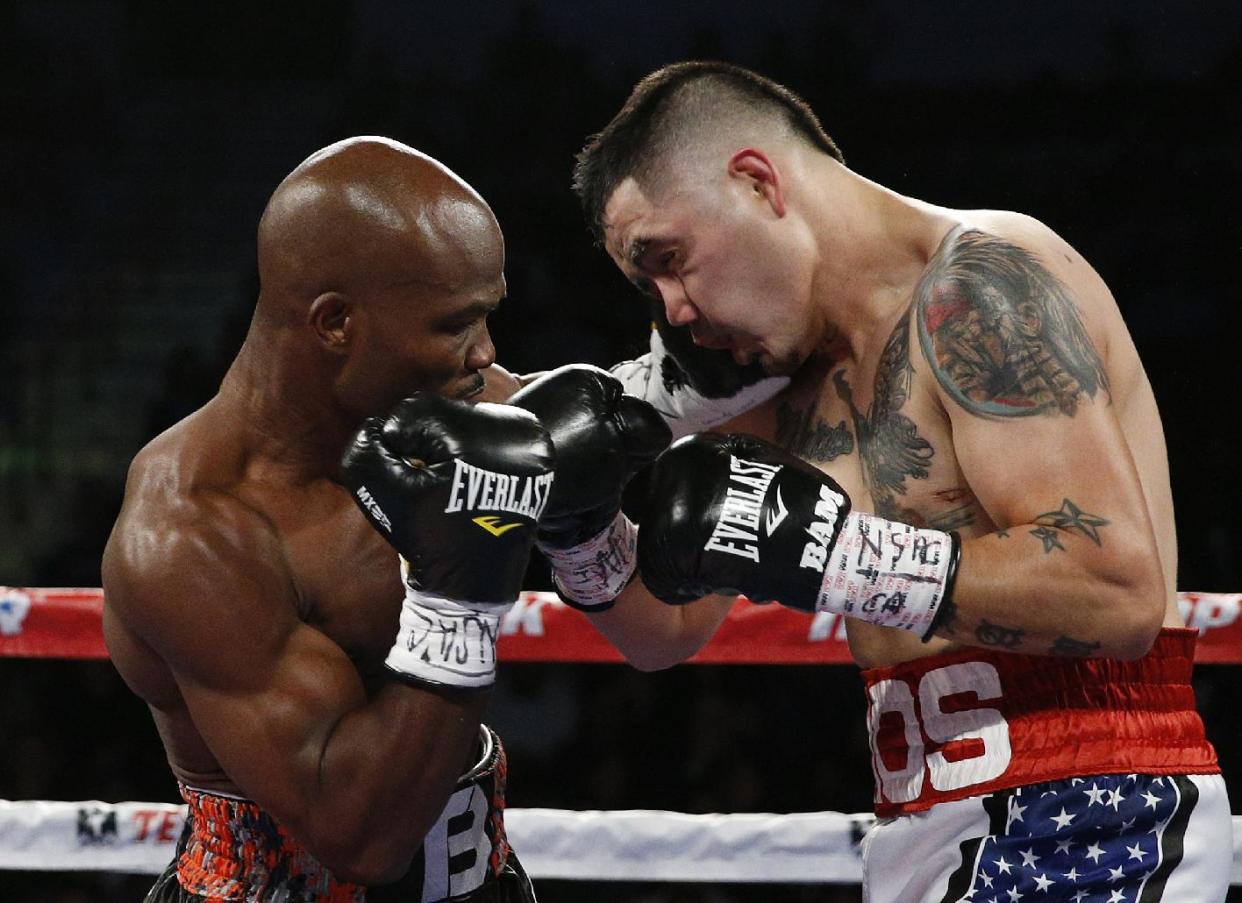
top-left (591, 144), bottom-right (1175, 671)
top-left (102, 138), bottom-right (520, 885)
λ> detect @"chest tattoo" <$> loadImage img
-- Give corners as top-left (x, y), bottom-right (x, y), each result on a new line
top-left (774, 400), bottom-right (854, 463)
top-left (833, 308), bottom-right (935, 521)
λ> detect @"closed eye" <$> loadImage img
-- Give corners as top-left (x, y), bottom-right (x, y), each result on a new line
top-left (436, 301), bottom-right (498, 336)
top-left (631, 276), bottom-right (660, 300)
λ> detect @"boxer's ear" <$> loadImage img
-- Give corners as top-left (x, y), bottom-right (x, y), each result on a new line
top-left (309, 291), bottom-right (351, 352)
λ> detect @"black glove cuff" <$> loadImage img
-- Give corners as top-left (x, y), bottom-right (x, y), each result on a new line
top-left (921, 531), bottom-right (962, 643)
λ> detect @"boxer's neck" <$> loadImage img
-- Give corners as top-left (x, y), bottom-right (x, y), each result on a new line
top-left (804, 165), bottom-right (956, 364)
top-left (215, 332), bottom-right (355, 481)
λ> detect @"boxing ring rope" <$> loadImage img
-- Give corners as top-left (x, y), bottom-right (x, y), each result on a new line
top-left (4, 587), bottom-right (1241, 883)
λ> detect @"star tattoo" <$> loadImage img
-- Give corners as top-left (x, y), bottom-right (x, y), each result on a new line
top-left (1034, 498), bottom-right (1110, 545)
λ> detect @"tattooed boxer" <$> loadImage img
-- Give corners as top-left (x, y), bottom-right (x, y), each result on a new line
top-left (571, 62), bottom-right (1230, 902)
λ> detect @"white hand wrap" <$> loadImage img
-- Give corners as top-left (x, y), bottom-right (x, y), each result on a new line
top-left (538, 512), bottom-right (637, 611)
top-left (386, 561), bottom-right (509, 687)
top-left (816, 511), bottom-right (957, 634)
top-left (610, 329), bottom-right (788, 440)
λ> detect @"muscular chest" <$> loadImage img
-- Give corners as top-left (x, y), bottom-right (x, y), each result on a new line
top-left (739, 355), bottom-right (990, 537)
top-left (269, 484), bottom-right (405, 675)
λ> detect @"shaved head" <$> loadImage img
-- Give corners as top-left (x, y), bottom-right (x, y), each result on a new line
top-left (574, 62), bottom-right (842, 244)
top-left (238, 137), bottom-right (507, 420)
top-left (256, 137), bottom-right (502, 318)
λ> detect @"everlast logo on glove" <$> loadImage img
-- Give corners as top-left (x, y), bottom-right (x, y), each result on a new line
top-left (703, 456), bottom-right (783, 562)
top-left (444, 459), bottom-right (554, 521)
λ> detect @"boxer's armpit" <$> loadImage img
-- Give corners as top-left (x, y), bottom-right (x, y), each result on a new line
top-left (915, 229), bottom-right (1110, 419)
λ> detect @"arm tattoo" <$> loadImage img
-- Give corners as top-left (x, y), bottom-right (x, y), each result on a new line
top-left (1034, 498), bottom-right (1109, 544)
top-left (833, 310), bottom-right (935, 521)
top-left (915, 228), bottom-right (1109, 418)
top-left (1049, 635), bottom-right (1103, 656)
top-left (1030, 525), bottom-right (1066, 553)
top-left (775, 401), bottom-right (854, 463)
top-left (975, 619), bottom-right (1025, 649)
top-left (1030, 498), bottom-right (1110, 551)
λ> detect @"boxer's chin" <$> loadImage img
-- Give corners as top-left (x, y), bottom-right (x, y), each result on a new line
top-left (758, 350), bottom-right (805, 378)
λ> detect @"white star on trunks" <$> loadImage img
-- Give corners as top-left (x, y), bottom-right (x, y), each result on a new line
top-left (1050, 807), bottom-right (1075, 829)
top-left (1007, 799), bottom-right (1028, 828)
top-left (957, 774), bottom-right (1190, 902)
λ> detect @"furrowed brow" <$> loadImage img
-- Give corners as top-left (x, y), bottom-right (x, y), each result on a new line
top-left (625, 238), bottom-right (650, 269)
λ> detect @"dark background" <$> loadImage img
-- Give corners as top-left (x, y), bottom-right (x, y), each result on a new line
top-left (2, 1), bottom-right (1240, 900)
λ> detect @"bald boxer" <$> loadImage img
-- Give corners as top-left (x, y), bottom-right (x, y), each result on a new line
top-left (103, 138), bottom-right (552, 901)
top-left (570, 63), bottom-right (1232, 901)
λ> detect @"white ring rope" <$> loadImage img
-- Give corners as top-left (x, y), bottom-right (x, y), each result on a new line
top-left (1, 801), bottom-right (1240, 883)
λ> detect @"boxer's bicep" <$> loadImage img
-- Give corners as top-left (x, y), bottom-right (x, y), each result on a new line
top-left (915, 226), bottom-right (1153, 544)
top-left (951, 396), bottom-right (1155, 562)
top-left (122, 515), bottom-right (370, 821)
top-left (914, 229), bottom-right (1164, 654)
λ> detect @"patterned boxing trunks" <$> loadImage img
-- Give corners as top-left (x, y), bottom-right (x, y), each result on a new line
top-left (860, 628), bottom-right (1230, 902)
top-left (144, 725), bottom-right (535, 902)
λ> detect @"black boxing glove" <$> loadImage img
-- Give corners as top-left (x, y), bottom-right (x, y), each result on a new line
top-left (341, 394), bottom-right (555, 686)
top-left (510, 364), bottom-right (671, 611)
top-left (608, 304), bottom-right (789, 439)
top-left (638, 433), bottom-right (960, 636)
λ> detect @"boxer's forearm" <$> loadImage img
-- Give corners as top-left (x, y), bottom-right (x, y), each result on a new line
top-left (589, 580), bottom-right (734, 671)
top-left (932, 527), bottom-right (1166, 659)
top-left (303, 684), bottom-right (490, 884)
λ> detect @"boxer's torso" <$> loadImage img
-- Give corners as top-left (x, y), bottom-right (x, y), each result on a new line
top-left (724, 209), bottom-right (1180, 669)
top-left (104, 398), bottom-right (430, 796)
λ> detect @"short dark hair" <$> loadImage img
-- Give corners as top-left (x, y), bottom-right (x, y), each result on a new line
top-left (573, 61), bottom-right (843, 244)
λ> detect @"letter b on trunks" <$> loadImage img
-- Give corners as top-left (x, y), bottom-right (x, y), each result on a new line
top-left (867, 662), bottom-right (1012, 805)
top-left (421, 784), bottom-right (491, 899)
